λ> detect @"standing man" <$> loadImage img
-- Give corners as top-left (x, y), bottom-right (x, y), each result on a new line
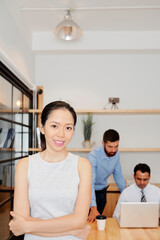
top-left (113, 163), bottom-right (160, 218)
top-left (87, 129), bottom-right (126, 222)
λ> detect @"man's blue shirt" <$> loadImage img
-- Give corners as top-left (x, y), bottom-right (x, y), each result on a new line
top-left (87, 146), bottom-right (126, 207)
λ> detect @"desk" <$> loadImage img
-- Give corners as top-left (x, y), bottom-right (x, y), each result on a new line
top-left (103, 183), bottom-right (160, 217)
top-left (87, 218), bottom-right (160, 240)
top-left (103, 184), bottom-right (120, 217)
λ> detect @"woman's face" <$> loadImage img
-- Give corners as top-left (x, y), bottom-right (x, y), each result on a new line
top-left (41, 108), bottom-right (74, 152)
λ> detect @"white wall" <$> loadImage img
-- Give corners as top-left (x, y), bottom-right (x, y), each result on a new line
top-left (35, 52), bottom-right (160, 109)
top-left (35, 52), bottom-right (160, 183)
top-left (1, 0), bottom-right (160, 185)
top-left (0, 1), bottom-right (35, 88)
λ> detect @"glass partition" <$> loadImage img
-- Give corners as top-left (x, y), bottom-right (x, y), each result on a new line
top-left (13, 86), bottom-right (23, 123)
top-left (0, 62), bottom-right (33, 240)
top-left (0, 76), bottom-right (12, 120)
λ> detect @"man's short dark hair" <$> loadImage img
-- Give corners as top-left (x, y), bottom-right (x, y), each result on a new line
top-left (134, 163), bottom-right (151, 175)
top-left (103, 129), bottom-right (120, 143)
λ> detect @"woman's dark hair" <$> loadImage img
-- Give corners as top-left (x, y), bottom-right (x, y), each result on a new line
top-left (40, 101), bottom-right (77, 151)
top-left (103, 129), bottom-right (120, 143)
top-left (134, 163), bottom-right (151, 175)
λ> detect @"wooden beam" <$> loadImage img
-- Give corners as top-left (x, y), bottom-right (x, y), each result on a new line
top-left (37, 86), bottom-right (43, 127)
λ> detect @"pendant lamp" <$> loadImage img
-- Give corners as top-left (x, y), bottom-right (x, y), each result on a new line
top-left (54, 10), bottom-right (82, 41)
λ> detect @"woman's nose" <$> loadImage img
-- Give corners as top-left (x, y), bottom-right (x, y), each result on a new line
top-left (58, 127), bottom-right (64, 137)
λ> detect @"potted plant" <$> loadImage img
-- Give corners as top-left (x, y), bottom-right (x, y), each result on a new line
top-left (82, 114), bottom-right (95, 148)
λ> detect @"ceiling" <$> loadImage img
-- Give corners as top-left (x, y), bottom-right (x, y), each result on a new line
top-left (2, 0), bottom-right (160, 86)
top-left (3, 0), bottom-right (160, 39)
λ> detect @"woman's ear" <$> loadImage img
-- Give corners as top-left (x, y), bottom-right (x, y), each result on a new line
top-left (40, 125), bottom-right (44, 135)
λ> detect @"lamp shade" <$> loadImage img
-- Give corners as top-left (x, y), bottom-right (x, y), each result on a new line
top-left (54, 10), bottom-right (82, 41)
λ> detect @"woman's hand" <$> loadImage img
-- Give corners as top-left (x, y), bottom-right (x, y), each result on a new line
top-left (9, 211), bottom-right (26, 236)
top-left (9, 211), bottom-right (91, 239)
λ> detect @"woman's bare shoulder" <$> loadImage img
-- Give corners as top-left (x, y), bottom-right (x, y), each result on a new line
top-left (16, 157), bottom-right (29, 170)
top-left (78, 157), bottom-right (92, 171)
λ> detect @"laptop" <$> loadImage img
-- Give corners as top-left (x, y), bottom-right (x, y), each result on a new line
top-left (117, 202), bottom-right (159, 228)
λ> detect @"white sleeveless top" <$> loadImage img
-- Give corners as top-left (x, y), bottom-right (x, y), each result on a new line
top-left (24, 152), bottom-right (80, 240)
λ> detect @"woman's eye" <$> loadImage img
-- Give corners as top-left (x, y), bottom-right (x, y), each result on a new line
top-left (52, 125), bottom-right (57, 128)
top-left (66, 126), bottom-right (72, 130)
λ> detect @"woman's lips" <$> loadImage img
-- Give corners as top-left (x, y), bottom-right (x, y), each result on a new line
top-left (54, 140), bottom-right (65, 146)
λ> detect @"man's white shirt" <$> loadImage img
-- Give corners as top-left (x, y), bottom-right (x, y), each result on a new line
top-left (113, 183), bottom-right (160, 218)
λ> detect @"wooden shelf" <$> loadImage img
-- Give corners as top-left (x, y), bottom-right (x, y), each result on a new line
top-left (29, 148), bottom-right (42, 152)
top-left (0, 185), bottom-right (14, 190)
top-left (0, 109), bottom-right (41, 113)
top-left (27, 109), bottom-right (160, 114)
top-left (28, 108), bottom-right (160, 153)
top-left (0, 109), bottom-right (42, 113)
top-left (120, 148), bottom-right (160, 152)
top-left (0, 148), bottom-right (15, 151)
top-left (0, 109), bottom-right (23, 113)
top-left (28, 109), bottom-right (42, 113)
top-left (29, 148), bottom-right (160, 152)
top-left (76, 109), bottom-right (160, 114)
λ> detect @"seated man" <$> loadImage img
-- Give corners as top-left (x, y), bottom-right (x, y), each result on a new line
top-left (113, 163), bottom-right (160, 218)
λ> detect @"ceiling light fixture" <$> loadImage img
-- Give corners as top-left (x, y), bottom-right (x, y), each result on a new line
top-left (54, 10), bottom-right (82, 41)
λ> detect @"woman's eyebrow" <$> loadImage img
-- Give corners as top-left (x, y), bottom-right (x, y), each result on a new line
top-left (50, 121), bottom-right (59, 124)
top-left (50, 121), bottom-right (74, 125)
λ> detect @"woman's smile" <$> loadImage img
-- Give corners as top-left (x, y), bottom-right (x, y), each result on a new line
top-left (54, 140), bottom-right (65, 146)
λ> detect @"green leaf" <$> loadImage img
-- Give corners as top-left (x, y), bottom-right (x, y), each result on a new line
top-left (82, 114), bottom-right (95, 141)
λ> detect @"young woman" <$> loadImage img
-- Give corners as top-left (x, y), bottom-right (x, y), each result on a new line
top-left (9, 101), bottom-right (92, 240)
